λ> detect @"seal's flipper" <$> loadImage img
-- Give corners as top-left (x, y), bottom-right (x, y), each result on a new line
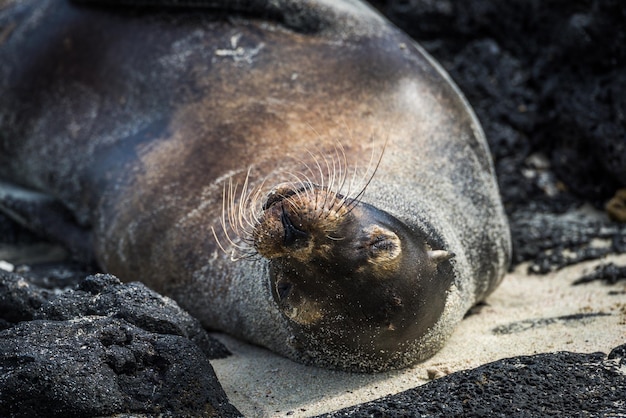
top-left (0, 182), bottom-right (93, 264)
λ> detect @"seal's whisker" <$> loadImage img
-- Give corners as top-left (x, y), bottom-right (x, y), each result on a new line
top-left (317, 148), bottom-right (335, 213)
top-left (309, 147), bottom-right (332, 208)
top-left (325, 233), bottom-right (346, 241)
top-left (293, 156), bottom-right (317, 187)
top-left (216, 181), bottom-right (238, 252)
top-left (246, 178), bottom-right (267, 227)
top-left (227, 177), bottom-right (239, 236)
top-left (243, 177), bottom-right (261, 232)
top-left (231, 185), bottom-right (248, 242)
top-left (325, 143), bottom-right (345, 215)
top-left (211, 226), bottom-right (230, 254)
top-left (291, 156), bottom-right (322, 210)
top-left (303, 122), bottom-right (330, 195)
top-left (288, 170), bottom-right (314, 196)
top-left (338, 118), bottom-right (355, 189)
top-left (330, 150), bottom-right (341, 208)
top-left (211, 167), bottom-right (272, 259)
top-left (334, 119), bottom-right (358, 204)
top-left (215, 181), bottom-right (251, 255)
top-left (332, 141), bottom-right (349, 211)
top-left (335, 162), bottom-right (360, 213)
top-left (324, 151), bottom-right (336, 213)
top-left (237, 252), bottom-right (263, 262)
top-left (345, 133), bottom-right (388, 215)
top-left (236, 167), bottom-right (253, 233)
top-left (284, 170), bottom-right (314, 212)
top-left (330, 142), bottom-right (347, 211)
top-left (311, 152), bottom-right (324, 212)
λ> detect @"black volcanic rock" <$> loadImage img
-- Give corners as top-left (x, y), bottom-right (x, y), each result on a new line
top-left (0, 271), bottom-right (240, 417)
top-left (321, 344), bottom-right (626, 417)
top-left (35, 273), bottom-right (230, 360)
top-left (370, 0), bottom-right (626, 271)
top-left (0, 317), bottom-right (241, 417)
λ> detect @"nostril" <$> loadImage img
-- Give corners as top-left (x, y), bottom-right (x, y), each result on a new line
top-left (280, 207), bottom-right (308, 246)
top-left (276, 280), bottom-right (293, 300)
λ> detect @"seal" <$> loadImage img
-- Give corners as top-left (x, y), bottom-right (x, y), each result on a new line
top-left (0, 0), bottom-right (511, 371)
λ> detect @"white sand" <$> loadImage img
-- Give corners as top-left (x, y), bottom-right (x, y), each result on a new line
top-left (210, 253), bottom-right (626, 417)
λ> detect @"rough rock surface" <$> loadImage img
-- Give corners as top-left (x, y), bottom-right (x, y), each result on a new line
top-left (320, 344), bottom-right (626, 417)
top-left (370, 0), bottom-right (626, 273)
top-left (0, 271), bottom-right (240, 417)
top-left (573, 262), bottom-right (626, 285)
top-left (0, 318), bottom-right (240, 418)
top-left (0, 270), bottom-right (50, 329)
top-left (38, 273), bottom-right (230, 360)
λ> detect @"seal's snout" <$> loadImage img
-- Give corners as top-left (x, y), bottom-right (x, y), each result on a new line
top-left (252, 182), bottom-right (349, 261)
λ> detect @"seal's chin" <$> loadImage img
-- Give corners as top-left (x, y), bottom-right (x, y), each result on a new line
top-left (253, 183), bottom-right (456, 370)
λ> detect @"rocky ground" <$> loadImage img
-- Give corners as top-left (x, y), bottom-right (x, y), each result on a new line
top-left (371, 0), bottom-right (626, 271)
top-left (1, 0), bottom-right (625, 417)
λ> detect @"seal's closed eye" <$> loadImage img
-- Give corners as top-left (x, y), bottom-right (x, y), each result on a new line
top-left (361, 225), bottom-right (401, 263)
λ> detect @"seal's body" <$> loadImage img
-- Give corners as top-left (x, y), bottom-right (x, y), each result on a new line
top-left (0, 0), bottom-right (510, 371)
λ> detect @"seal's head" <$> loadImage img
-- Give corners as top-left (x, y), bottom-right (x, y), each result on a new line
top-left (253, 182), bottom-right (455, 370)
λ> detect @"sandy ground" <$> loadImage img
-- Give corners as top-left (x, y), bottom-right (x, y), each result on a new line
top-left (210, 254), bottom-right (626, 417)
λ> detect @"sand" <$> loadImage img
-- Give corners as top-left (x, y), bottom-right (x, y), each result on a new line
top-left (210, 254), bottom-right (626, 417)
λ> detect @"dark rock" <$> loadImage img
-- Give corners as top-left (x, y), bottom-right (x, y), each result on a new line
top-left (0, 271), bottom-right (239, 417)
top-left (0, 317), bottom-right (241, 417)
top-left (573, 262), bottom-right (626, 285)
top-left (369, 0), bottom-right (626, 269)
top-left (609, 344), bottom-right (626, 366)
top-left (510, 208), bottom-right (626, 273)
top-left (35, 273), bottom-right (230, 360)
top-left (492, 312), bottom-right (612, 335)
top-left (0, 271), bottom-right (230, 360)
top-left (320, 345), bottom-right (626, 417)
top-left (0, 270), bottom-right (51, 323)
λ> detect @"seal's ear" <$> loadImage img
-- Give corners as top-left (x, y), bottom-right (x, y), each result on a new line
top-left (364, 225), bottom-right (401, 263)
top-left (427, 250), bottom-right (454, 264)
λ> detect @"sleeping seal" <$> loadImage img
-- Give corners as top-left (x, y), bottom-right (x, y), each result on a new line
top-left (0, 0), bottom-right (511, 371)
